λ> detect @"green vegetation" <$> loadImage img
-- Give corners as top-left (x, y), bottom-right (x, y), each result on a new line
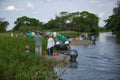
top-left (1, 11), bottom-right (99, 33)
top-left (0, 33), bottom-right (58, 80)
top-left (104, 1), bottom-right (120, 34)
top-left (44, 11), bottom-right (99, 33)
top-left (13, 16), bottom-right (43, 31)
top-left (0, 20), bottom-right (9, 32)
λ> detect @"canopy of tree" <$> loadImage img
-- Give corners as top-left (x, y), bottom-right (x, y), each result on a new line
top-left (10, 11), bottom-right (99, 33)
top-left (0, 20), bottom-right (9, 32)
top-left (13, 16), bottom-right (43, 31)
top-left (104, 1), bottom-right (120, 32)
top-left (44, 11), bottom-right (99, 33)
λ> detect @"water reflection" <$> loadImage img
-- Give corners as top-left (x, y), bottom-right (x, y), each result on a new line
top-left (69, 60), bottom-right (78, 68)
top-left (54, 32), bottom-right (120, 80)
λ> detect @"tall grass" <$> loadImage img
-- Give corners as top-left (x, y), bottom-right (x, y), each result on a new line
top-left (0, 33), bottom-right (57, 80)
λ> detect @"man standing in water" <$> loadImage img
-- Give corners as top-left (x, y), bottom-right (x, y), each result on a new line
top-left (34, 32), bottom-right (42, 55)
top-left (91, 34), bottom-right (96, 45)
top-left (47, 34), bottom-right (55, 56)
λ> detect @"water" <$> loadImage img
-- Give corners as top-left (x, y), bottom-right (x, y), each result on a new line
top-left (54, 32), bottom-right (120, 80)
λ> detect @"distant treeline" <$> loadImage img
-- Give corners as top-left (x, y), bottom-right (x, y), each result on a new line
top-left (0, 11), bottom-right (100, 33)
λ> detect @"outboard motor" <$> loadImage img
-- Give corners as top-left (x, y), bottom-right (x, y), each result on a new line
top-left (58, 49), bottom-right (78, 62)
top-left (67, 50), bottom-right (78, 62)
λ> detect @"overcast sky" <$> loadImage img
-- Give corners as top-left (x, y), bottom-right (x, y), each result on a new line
top-left (0, 0), bottom-right (118, 30)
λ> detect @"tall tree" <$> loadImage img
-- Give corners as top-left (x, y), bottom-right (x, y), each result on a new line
top-left (44, 11), bottom-right (99, 32)
top-left (14, 16), bottom-right (43, 31)
top-left (104, 1), bottom-right (120, 32)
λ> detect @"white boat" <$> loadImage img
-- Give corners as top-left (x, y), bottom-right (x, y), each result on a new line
top-left (70, 39), bottom-right (93, 45)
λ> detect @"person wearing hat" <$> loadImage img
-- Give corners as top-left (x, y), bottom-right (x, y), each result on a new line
top-left (47, 34), bottom-right (55, 56)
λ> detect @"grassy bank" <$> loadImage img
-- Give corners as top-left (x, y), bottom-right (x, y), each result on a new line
top-left (0, 33), bottom-right (57, 80)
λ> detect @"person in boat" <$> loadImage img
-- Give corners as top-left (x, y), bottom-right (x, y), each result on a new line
top-left (47, 34), bottom-right (55, 56)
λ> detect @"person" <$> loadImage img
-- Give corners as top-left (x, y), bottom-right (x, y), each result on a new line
top-left (84, 32), bottom-right (88, 40)
top-left (47, 34), bottom-right (55, 56)
top-left (53, 32), bottom-right (57, 38)
top-left (32, 31), bottom-right (35, 37)
top-left (10, 32), bottom-right (14, 37)
top-left (28, 31), bottom-right (32, 38)
top-left (90, 34), bottom-right (96, 45)
top-left (25, 45), bottom-right (30, 53)
top-left (34, 32), bottom-right (42, 55)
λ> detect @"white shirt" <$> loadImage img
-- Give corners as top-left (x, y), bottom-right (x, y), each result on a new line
top-left (47, 37), bottom-right (55, 49)
top-left (53, 32), bottom-right (57, 37)
top-left (65, 41), bottom-right (69, 44)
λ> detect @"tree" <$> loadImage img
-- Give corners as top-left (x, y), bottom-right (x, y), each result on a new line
top-left (0, 20), bottom-right (9, 32)
top-left (43, 11), bottom-right (99, 32)
top-left (13, 16), bottom-right (43, 31)
top-left (70, 11), bottom-right (99, 32)
top-left (104, 1), bottom-right (120, 32)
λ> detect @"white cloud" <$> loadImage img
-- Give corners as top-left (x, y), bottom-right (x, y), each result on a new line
top-left (26, 2), bottom-right (34, 8)
top-left (5, 5), bottom-right (16, 11)
top-left (4, 5), bottom-right (24, 11)
top-left (98, 12), bottom-right (105, 18)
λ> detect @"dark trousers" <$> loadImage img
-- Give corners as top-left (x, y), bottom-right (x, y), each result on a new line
top-left (47, 47), bottom-right (53, 56)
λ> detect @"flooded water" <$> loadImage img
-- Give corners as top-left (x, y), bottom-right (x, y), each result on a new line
top-left (54, 32), bottom-right (120, 80)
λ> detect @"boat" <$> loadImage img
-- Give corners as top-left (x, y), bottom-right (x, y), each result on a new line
top-left (44, 53), bottom-right (70, 63)
top-left (70, 39), bottom-right (93, 45)
top-left (43, 50), bottom-right (78, 63)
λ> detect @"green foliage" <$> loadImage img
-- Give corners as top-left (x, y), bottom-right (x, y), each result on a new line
top-left (8, 11), bottom-right (100, 33)
top-left (0, 20), bottom-right (9, 32)
top-left (44, 11), bottom-right (99, 33)
top-left (104, 1), bottom-right (120, 32)
top-left (0, 33), bottom-right (57, 80)
top-left (14, 16), bottom-right (43, 31)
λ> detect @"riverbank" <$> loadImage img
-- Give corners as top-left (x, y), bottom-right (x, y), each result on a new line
top-left (0, 34), bottom-right (58, 80)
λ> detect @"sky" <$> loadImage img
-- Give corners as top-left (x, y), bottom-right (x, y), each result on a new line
top-left (0, 0), bottom-right (118, 30)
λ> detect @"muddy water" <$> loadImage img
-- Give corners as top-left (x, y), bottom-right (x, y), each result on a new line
top-left (54, 32), bottom-right (120, 80)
